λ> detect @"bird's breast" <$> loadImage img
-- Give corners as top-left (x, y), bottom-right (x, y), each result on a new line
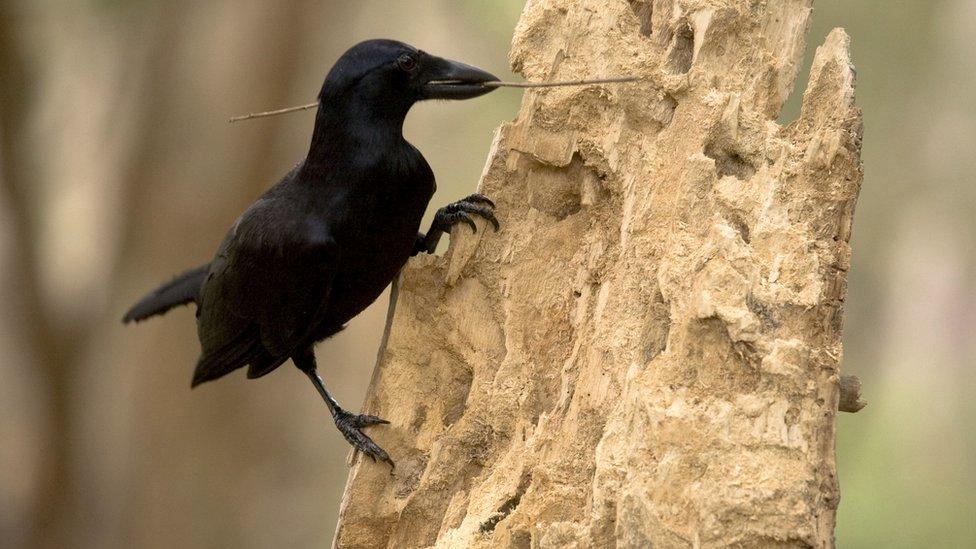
top-left (323, 175), bottom-right (433, 328)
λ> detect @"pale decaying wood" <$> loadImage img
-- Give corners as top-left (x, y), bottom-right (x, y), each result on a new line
top-left (334, 0), bottom-right (863, 547)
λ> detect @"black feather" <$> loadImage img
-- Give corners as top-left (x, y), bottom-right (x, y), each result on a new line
top-left (122, 265), bottom-right (209, 323)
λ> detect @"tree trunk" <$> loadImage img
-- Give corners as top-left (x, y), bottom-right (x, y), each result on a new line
top-left (334, 0), bottom-right (862, 547)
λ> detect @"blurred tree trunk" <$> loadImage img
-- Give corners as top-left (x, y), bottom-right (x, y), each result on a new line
top-left (0, 5), bottom-right (81, 547)
top-left (1, 1), bottom-right (335, 547)
top-left (334, 0), bottom-right (862, 547)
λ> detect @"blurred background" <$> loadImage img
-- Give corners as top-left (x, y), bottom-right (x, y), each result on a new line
top-left (0, 1), bottom-right (972, 547)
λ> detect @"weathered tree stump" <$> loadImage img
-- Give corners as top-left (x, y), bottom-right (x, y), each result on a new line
top-left (335, 1), bottom-right (863, 547)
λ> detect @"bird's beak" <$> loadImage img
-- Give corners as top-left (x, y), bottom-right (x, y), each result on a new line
top-left (421, 56), bottom-right (498, 100)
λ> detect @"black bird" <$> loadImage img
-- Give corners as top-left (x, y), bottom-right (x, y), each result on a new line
top-left (123, 40), bottom-right (501, 467)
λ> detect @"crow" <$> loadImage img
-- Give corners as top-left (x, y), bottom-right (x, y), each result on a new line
top-left (123, 39), bottom-right (501, 467)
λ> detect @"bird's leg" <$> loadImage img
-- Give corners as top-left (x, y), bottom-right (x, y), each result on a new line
top-left (293, 347), bottom-right (394, 468)
top-left (413, 193), bottom-right (500, 255)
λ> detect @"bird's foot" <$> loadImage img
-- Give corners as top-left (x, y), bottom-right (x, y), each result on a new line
top-left (433, 194), bottom-right (500, 234)
top-left (414, 194), bottom-right (500, 255)
top-left (334, 410), bottom-right (394, 469)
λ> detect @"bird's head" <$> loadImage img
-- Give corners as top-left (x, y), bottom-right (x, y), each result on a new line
top-left (318, 39), bottom-right (498, 118)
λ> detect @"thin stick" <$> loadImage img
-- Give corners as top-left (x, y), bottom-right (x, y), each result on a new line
top-left (229, 101), bottom-right (319, 123)
top-left (229, 76), bottom-right (645, 122)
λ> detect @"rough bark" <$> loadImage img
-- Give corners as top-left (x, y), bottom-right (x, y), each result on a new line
top-left (335, 0), bottom-right (862, 547)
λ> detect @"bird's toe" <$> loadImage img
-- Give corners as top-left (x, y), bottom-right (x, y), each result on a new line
top-left (350, 413), bottom-right (390, 428)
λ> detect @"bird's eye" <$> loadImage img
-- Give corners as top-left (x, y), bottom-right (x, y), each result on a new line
top-left (396, 53), bottom-right (419, 73)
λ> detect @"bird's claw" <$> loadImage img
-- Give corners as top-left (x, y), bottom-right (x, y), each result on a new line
top-left (434, 194), bottom-right (500, 234)
top-left (335, 410), bottom-right (394, 469)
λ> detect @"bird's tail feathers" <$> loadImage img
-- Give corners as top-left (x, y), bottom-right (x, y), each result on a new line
top-left (122, 264), bottom-right (209, 323)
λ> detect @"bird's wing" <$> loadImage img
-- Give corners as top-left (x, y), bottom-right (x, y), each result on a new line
top-left (192, 200), bottom-right (338, 386)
